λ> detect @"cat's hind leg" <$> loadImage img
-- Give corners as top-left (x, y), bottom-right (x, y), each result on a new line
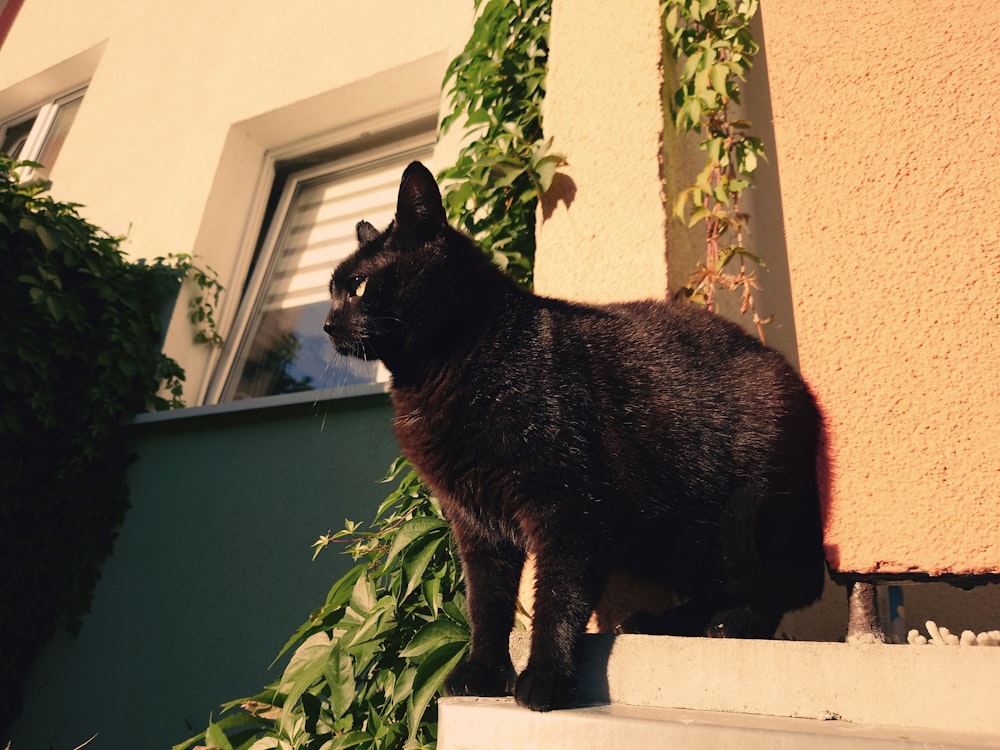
top-left (622, 592), bottom-right (783, 639)
top-left (710, 474), bottom-right (826, 636)
top-left (704, 604), bottom-right (784, 639)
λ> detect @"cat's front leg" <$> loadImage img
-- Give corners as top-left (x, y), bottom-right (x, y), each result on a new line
top-left (444, 519), bottom-right (524, 698)
top-left (515, 533), bottom-right (605, 712)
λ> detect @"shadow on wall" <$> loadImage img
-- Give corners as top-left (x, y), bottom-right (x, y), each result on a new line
top-left (539, 171), bottom-right (577, 221)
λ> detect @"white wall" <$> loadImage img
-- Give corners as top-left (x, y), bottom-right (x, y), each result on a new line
top-left (0, 0), bottom-right (472, 401)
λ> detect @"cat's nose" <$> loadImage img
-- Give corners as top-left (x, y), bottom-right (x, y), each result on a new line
top-left (323, 310), bottom-right (337, 337)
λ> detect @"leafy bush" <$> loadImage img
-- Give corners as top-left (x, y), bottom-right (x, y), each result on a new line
top-left (0, 156), bottom-right (210, 734)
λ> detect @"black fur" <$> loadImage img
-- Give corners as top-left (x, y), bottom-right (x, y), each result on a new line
top-left (325, 162), bottom-right (825, 711)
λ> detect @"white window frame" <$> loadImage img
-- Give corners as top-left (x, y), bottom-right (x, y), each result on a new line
top-left (204, 129), bottom-right (436, 405)
top-left (0, 85), bottom-right (86, 182)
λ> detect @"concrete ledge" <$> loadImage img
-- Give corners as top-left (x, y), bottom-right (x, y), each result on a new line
top-left (438, 697), bottom-right (999, 750)
top-left (508, 632), bottom-right (1000, 735)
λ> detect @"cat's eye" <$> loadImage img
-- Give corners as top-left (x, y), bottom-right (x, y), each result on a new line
top-left (348, 276), bottom-right (367, 298)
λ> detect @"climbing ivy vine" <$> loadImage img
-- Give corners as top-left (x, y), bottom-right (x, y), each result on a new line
top-left (175, 2), bottom-right (557, 749)
top-left (439, 0), bottom-right (564, 287)
top-left (663, 0), bottom-right (771, 340)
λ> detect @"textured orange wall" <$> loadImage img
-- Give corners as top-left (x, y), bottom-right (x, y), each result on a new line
top-left (760, 1), bottom-right (1000, 575)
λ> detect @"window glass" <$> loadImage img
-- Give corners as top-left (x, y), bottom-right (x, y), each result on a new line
top-left (34, 93), bottom-right (83, 180)
top-left (0, 87), bottom-right (86, 178)
top-left (1, 115), bottom-right (36, 158)
top-left (219, 145), bottom-right (433, 402)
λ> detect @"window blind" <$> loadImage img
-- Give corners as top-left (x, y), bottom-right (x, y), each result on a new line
top-left (262, 154), bottom-right (422, 312)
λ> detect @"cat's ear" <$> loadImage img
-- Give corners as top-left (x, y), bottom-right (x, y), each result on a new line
top-left (356, 220), bottom-right (380, 246)
top-left (395, 161), bottom-right (446, 240)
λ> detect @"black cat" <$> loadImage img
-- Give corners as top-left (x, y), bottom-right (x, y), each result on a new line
top-left (324, 162), bottom-right (825, 712)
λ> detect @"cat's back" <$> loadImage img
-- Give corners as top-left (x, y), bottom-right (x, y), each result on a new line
top-left (537, 296), bottom-right (804, 396)
top-left (536, 296), bottom-right (820, 468)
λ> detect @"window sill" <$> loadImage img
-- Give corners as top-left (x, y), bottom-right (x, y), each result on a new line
top-left (131, 380), bottom-right (391, 426)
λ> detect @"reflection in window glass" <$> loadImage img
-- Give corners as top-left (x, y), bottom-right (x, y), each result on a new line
top-left (227, 300), bottom-right (381, 400)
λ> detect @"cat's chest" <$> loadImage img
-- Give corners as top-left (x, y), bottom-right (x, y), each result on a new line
top-left (390, 375), bottom-right (519, 461)
top-left (391, 370), bottom-right (546, 489)
top-left (390, 382), bottom-right (513, 531)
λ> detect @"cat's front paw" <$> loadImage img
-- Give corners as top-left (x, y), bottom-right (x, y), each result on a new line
top-left (513, 661), bottom-right (576, 712)
top-left (445, 656), bottom-right (514, 697)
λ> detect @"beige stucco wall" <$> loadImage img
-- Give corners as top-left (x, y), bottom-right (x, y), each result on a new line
top-left (534, 0), bottom-right (668, 303)
top-left (0, 0), bottom-right (472, 402)
top-left (759, 0), bottom-right (1000, 577)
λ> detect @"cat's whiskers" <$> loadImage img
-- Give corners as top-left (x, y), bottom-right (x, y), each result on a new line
top-left (311, 347), bottom-right (365, 405)
top-left (311, 354), bottom-right (347, 433)
top-left (394, 408), bottom-right (423, 427)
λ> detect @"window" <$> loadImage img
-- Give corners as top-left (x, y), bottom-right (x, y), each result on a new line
top-left (212, 136), bottom-right (434, 403)
top-left (0, 86), bottom-right (85, 182)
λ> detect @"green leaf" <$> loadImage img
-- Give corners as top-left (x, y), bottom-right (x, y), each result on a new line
top-left (382, 516), bottom-right (448, 573)
top-left (710, 63), bottom-right (729, 93)
top-left (390, 665), bottom-right (417, 709)
top-left (325, 731), bottom-right (374, 750)
top-left (687, 206), bottom-right (711, 228)
top-left (35, 223), bottom-right (59, 251)
top-left (281, 632), bottom-right (333, 688)
top-left (672, 189), bottom-right (693, 220)
top-left (738, 147), bottom-right (758, 174)
top-left (205, 719), bottom-right (236, 750)
top-left (465, 108), bottom-right (492, 126)
top-left (401, 534), bottom-right (445, 601)
top-left (399, 618), bottom-right (469, 660)
top-left (326, 642), bottom-right (356, 720)
top-left (703, 136), bottom-right (725, 164)
top-left (406, 640), bottom-right (467, 741)
top-left (381, 455), bottom-right (411, 483)
top-left (345, 596), bottom-right (394, 653)
top-left (277, 632), bottom-right (333, 727)
top-left (442, 592), bottom-right (468, 626)
top-left (421, 576), bottom-right (443, 617)
top-left (664, 4), bottom-right (680, 36)
top-left (349, 571), bottom-right (376, 616)
top-left (728, 245), bottom-right (767, 267)
top-left (327, 564), bottom-right (366, 609)
top-left (45, 294), bottom-right (64, 322)
top-left (694, 163), bottom-right (714, 194)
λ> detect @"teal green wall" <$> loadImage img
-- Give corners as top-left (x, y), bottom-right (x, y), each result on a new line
top-left (11, 394), bottom-right (399, 749)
